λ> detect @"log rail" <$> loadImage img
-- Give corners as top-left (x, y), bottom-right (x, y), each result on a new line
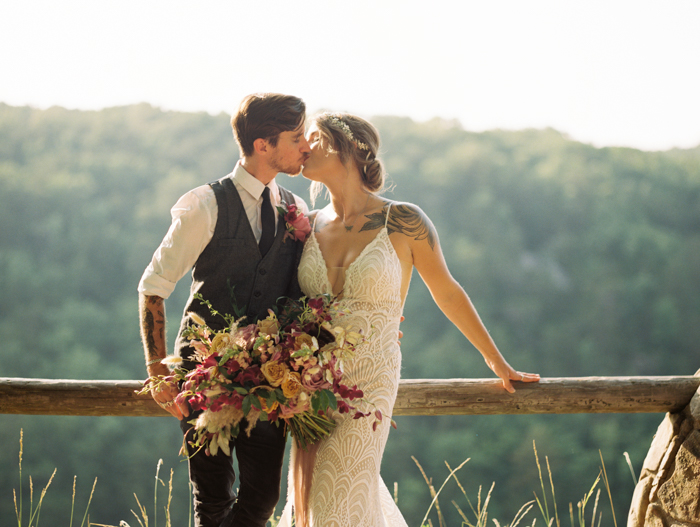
top-left (1, 376), bottom-right (698, 417)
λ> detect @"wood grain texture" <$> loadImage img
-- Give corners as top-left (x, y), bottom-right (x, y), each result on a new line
top-left (0, 376), bottom-right (697, 417)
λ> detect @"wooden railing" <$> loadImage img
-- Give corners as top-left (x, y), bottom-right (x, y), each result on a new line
top-left (1, 376), bottom-right (698, 417)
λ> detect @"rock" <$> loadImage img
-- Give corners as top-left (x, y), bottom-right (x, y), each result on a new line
top-left (657, 430), bottom-right (700, 523)
top-left (628, 375), bottom-right (700, 527)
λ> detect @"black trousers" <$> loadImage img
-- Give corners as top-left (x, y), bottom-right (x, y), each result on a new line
top-left (180, 413), bottom-right (287, 527)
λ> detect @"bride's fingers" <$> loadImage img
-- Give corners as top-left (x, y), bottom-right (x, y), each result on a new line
top-left (512, 371), bottom-right (541, 383)
top-left (502, 377), bottom-right (515, 394)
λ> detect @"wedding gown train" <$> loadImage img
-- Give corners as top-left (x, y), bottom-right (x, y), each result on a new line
top-left (279, 204), bottom-right (408, 527)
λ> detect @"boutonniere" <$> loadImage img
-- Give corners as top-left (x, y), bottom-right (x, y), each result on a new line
top-left (277, 202), bottom-right (312, 242)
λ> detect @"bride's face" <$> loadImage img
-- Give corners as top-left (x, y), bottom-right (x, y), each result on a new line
top-left (301, 124), bottom-right (345, 183)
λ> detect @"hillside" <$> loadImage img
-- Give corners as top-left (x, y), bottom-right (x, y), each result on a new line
top-left (1, 103), bottom-right (698, 525)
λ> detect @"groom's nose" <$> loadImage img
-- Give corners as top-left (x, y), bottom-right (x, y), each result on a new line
top-left (299, 136), bottom-right (311, 153)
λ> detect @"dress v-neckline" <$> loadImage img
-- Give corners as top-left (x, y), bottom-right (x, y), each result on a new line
top-left (310, 227), bottom-right (389, 295)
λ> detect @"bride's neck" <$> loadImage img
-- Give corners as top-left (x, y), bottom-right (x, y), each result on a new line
top-left (326, 167), bottom-right (370, 222)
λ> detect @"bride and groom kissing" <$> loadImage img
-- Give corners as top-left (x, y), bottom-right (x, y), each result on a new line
top-left (138, 93), bottom-right (539, 527)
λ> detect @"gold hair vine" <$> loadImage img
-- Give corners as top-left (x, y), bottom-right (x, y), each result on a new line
top-left (328, 115), bottom-right (370, 151)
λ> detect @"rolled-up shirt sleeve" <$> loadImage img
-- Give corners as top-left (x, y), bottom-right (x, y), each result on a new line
top-left (138, 185), bottom-right (217, 299)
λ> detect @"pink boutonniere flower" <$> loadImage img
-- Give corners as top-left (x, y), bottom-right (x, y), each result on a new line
top-left (277, 202), bottom-right (311, 242)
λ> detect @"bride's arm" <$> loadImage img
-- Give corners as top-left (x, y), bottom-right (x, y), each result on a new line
top-left (392, 203), bottom-right (539, 392)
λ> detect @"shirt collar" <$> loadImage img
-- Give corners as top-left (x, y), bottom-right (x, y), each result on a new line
top-left (233, 161), bottom-right (280, 203)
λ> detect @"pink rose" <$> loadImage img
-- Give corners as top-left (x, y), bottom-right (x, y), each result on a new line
top-left (301, 365), bottom-right (331, 391)
top-left (277, 404), bottom-right (297, 419)
top-left (279, 203), bottom-right (311, 242)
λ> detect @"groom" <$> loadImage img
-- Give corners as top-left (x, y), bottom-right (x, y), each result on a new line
top-left (138, 93), bottom-right (310, 527)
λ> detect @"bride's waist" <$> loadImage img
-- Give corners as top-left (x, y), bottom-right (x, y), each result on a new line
top-left (336, 299), bottom-right (402, 312)
top-left (332, 312), bottom-right (402, 338)
top-left (334, 309), bottom-right (402, 325)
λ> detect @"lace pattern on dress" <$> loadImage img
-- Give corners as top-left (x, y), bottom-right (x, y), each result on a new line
top-left (281, 204), bottom-right (409, 527)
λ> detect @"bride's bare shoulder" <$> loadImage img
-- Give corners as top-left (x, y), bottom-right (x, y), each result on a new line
top-left (380, 200), bottom-right (437, 250)
top-left (309, 206), bottom-right (334, 232)
top-left (356, 199), bottom-right (436, 248)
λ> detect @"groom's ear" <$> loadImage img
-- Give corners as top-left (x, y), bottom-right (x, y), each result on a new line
top-left (253, 137), bottom-right (270, 155)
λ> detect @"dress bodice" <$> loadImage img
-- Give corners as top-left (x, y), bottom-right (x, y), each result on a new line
top-left (299, 226), bottom-right (402, 312)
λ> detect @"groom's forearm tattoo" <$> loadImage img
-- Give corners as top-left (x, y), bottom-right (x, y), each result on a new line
top-left (361, 204), bottom-right (436, 250)
top-left (140, 295), bottom-right (165, 359)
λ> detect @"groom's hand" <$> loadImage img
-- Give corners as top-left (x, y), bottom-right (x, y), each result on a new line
top-left (151, 382), bottom-right (189, 420)
top-left (148, 362), bottom-right (189, 420)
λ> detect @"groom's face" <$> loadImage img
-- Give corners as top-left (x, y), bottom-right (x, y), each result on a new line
top-left (268, 121), bottom-right (311, 176)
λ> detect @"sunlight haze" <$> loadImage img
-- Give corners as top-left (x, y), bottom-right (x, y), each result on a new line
top-left (2, 0), bottom-right (699, 150)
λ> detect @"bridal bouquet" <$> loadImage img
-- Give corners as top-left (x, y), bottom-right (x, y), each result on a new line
top-left (140, 294), bottom-right (372, 455)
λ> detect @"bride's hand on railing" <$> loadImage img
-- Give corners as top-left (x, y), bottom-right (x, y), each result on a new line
top-left (487, 357), bottom-right (540, 394)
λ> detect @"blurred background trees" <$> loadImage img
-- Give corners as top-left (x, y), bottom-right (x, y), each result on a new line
top-left (1, 103), bottom-right (698, 525)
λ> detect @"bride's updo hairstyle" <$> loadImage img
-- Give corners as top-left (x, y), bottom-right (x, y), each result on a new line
top-left (312, 112), bottom-right (385, 196)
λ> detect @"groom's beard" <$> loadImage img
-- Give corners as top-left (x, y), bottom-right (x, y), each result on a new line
top-left (271, 154), bottom-right (309, 177)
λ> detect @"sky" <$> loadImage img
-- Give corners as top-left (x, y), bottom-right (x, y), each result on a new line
top-left (2, 0), bottom-right (699, 151)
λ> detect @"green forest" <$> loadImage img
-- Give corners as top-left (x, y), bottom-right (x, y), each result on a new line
top-left (1, 103), bottom-right (698, 526)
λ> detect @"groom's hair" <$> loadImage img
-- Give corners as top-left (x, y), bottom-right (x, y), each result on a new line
top-left (232, 93), bottom-right (306, 157)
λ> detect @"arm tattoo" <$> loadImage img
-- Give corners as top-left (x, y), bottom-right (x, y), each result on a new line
top-left (144, 309), bottom-right (156, 354)
top-left (360, 204), bottom-right (436, 250)
top-left (140, 295), bottom-right (166, 360)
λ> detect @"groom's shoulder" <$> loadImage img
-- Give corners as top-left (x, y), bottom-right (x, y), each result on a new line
top-left (279, 185), bottom-right (309, 215)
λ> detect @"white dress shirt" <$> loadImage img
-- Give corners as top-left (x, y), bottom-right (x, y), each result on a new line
top-left (138, 162), bottom-right (308, 299)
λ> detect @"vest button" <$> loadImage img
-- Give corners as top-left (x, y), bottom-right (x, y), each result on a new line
top-left (254, 291), bottom-right (262, 298)
top-left (259, 268), bottom-right (267, 275)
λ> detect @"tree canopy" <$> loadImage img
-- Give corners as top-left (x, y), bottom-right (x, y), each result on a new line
top-left (1, 103), bottom-right (698, 525)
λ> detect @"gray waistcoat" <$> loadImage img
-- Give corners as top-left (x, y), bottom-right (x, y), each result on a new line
top-left (174, 175), bottom-right (303, 369)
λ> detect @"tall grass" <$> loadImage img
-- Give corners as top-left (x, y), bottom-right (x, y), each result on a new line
top-left (13, 429), bottom-right (97, 527)
top-left (91, 459), bottom-right (184, 527)
top-left (415, 441), bottom-right (631, 527)
top-left (13, 429), bottom-right (181, 527)
top-left (13, 428), bottom-right (635, 527)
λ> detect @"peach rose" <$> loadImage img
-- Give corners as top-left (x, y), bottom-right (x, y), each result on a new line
top-left (257, 315), bottom-right (280, 339)
top-left (281, 371), bottom-right (302, 399)
top-left (260, 360), bottom-right (288, 387)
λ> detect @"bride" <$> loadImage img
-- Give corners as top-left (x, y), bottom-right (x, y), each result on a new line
top-left (279, 112), bottom-right (540, 526)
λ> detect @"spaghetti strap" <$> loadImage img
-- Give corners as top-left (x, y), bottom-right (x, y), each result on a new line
top-left (384, 202), bottom-right (392, 228)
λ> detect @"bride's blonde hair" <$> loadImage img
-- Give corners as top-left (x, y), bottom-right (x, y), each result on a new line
top-left (309, 112), bottom-right (385, 205)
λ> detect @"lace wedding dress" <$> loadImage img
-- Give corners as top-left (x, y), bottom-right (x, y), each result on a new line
top-left (279, 205), bottom-right (408, 527)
